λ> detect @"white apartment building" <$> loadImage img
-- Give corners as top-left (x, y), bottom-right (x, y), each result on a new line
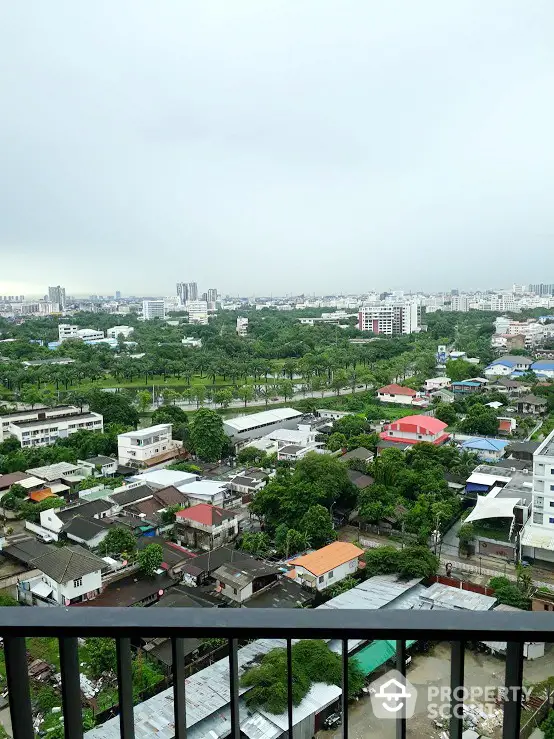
top-left (450, 296), bottom-right (470, 312)
top-left (521, 429), bottom-right (554, 563)
top-left (358, 301), bottom-right (420, 335)
top-left (5, 409), bottom-right (103, 448)
top-left (76, 328), bottom-right (105, 341)
top-left (187, 300), bottom-right (208, 325)
top-left (236, 317), bottom-right (249, 336)
top-left (58, 325), bottom-right (105, 342)
top-left (182, 336), bottom-right (202, 348)
top-left (59, 324), bottom-right (78, 340)
top-left (117, 424), bottom-right (183, 467)
top-left (142, 300), bottom-right (166, 321)
top-left (106, 325), bottom-right (134, 339)
top-left (0, 405), bottom-right (96, 443)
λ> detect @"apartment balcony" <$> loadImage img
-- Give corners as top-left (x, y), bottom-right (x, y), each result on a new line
top-left (1, 608), bottom-right (552, 739)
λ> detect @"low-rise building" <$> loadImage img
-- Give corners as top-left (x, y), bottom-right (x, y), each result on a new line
top-left (451, 380), bottom-right (485, 395)
top-left (175, 504), bottom-right (239, 550)
top-left (177, 479), bottom-right (229, 507)
top-left (223, 408), bottom-right (303, 443)
top-left (424, 377), bottom-right (451, 392)
top-left (7, 410), bottom-right (103, 448)
top-left (460, 438), bottom-right (509, 462)
top-left (228, 469), bottom-right (268, 500)
top-left (213, 559), bottom-right (280, 604)
top-left (341, 447), bottom-right (374, 464)
top-left (18, 544), bottom-right (106, 606)
top-left (289, 541), bottom-right (364, 591)
top-left (429, 388), bottom-right (455, 404)
top-left (516, 394), bottom-right (548, 415)
top-left (117, 424), bottom-right (183, 468)
top-left (1, 405), bottom-right (90, 443)
top-left (484, 356), bottom-right (534, 377)
top-left (531, 360), bottom-right (554, 379)
top-left (379, 415), bottom-right (450, 446)
top-left (181, 336), bottom-right (202, 348)
top-left (79, 455), bottom-right (118, 477)
top-left (106, 325), bottom-right (134, 339)
top-left (377, 384), bottom-right (418, 405)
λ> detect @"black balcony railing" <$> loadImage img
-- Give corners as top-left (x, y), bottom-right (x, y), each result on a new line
top-left (2, 607), bottom-right (553, 739)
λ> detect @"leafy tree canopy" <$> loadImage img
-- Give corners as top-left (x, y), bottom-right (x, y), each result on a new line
top-left (241, 640), bottom-right (365, 714)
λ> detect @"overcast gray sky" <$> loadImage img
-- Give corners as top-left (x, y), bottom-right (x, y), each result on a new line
top-left (1, 1), bottom-right (553, 298)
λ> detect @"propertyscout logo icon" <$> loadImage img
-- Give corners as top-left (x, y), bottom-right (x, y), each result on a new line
top-left (369, 670), bottom-right (417, 720)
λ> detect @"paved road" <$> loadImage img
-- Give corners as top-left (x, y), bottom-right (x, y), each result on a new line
top-left (151, 385), bottom-right (371, 411)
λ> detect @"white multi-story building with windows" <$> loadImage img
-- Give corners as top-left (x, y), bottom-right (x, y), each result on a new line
top-left (117, 424), bottom-right (183, 468)
top-left (4, 408), bottom-right (103, 448)
top-left (236, 317), bottom-right (248, 336)
top-left (521, 429), bottom-right (554, 563)
top-left (106, 325), bottom-right (134, 339)
top-left (358, 300), bottom-right (420, 335)
top-left (187, 300), bottom-right (208, 325)
top-left (142, 300), bottom-right (166, 321)
top-left (0, 405), bottom-right (102, 444)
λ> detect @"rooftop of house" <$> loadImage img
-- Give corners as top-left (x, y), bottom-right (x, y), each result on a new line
top-left (223, 408), bottom-right (302, 433)
top-left (110, 484), bottom-right (155, 507)
top-left (136, 537), bottom-right (196, 570)
top-left (519, 394), bottom-right (547, 405)
top-left (26, 462), bottom-right (83, 481)
top-left (341, 447), bottom-right (374, 461)
top-left (505, 441), bottom-right (541, 454)
top-left (75, 572), bottom-right (177, 607)
top-left (461, 438), bottom-right (509, 452)
top-left (175, 503), bottom-right (237, 527)
top-left (129, 469), bottom-right (198, 488)
top-left (56, 499), bottom-right (113, 523)
top-left (388, 415), bottom-right (448, 435)
top-left (37, 545), bottom-right (106, 583)
top-left (181, 546), bottom-right (269, 578)
top-left (12, 412), bottom-right (101, 430)
top-left (0, 471), bottom-right (33, 490)
top-left (84, 455), bottom-right (117, 466)
top-left (118, 424), bottom-right (171, 439)
top-left (377, 384), bottom-right (416, 396)
top-left (347, 469), bottom-right (375, 489)
top-left (213, 559), bottom-right (279, 590)
top-left (278, 444), bottom-right (304, 455)
top-left (242, 578), bottom-right (313, 608)
top-left (63, 516), bottom-right (111, 542)
top-left (490, 355), bottom-right (533, 367)
top-left (290, 541), bottom-right (364, 577)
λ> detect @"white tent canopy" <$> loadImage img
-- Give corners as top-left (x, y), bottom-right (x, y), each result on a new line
top-left (464, 494), bottom-right (518, 524)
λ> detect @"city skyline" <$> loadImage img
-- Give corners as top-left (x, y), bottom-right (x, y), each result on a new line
top-left (1, 1), bottom-right (553, 295)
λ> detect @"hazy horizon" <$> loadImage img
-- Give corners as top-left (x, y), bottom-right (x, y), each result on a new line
top-left (1, 1), bottom-right (553, 297)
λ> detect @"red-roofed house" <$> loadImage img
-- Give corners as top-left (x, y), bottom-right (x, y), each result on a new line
top-left (498, 417), bottom-right (517, 435)
top-left (377, 384), bottom-right (427, 407)
top-left (380, 415), bottom-right (450, 446)
top-left (174, 504), bottom-right (239, 551)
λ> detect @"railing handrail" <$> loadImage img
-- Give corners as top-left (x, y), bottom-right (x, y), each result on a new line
top-left (0, 606), bottom-right (552, 639)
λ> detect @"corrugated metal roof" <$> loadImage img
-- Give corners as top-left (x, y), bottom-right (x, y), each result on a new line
top-left (224, 408), bottom-right (302, 432)
top-left (317, 574), bottom-right (422, 611)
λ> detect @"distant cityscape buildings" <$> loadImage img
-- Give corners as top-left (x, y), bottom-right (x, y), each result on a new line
top-left (48, 285), bottom-right (66, 310)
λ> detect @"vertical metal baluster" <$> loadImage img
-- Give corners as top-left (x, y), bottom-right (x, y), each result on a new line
top-left (116, 637), bottom-right (135, 739)
top-left (59, 637), bottom-right (83, 739)
top-left (287, 639), bottom-right (294, 739)
top-left (503, 641), bottom-right (524, 739)
top-left (395, 639), bottom-right (406, 739)
top-left (4, 637), bottom-right (33, 739)
top-left (228, 638), bottom-right (240, 739)
top-left (172, 638), bottom-right (186, 739)
top-left (450, 641), bottom-right (465, 739)
top-left (341, 639), bottom-right (349, 739)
